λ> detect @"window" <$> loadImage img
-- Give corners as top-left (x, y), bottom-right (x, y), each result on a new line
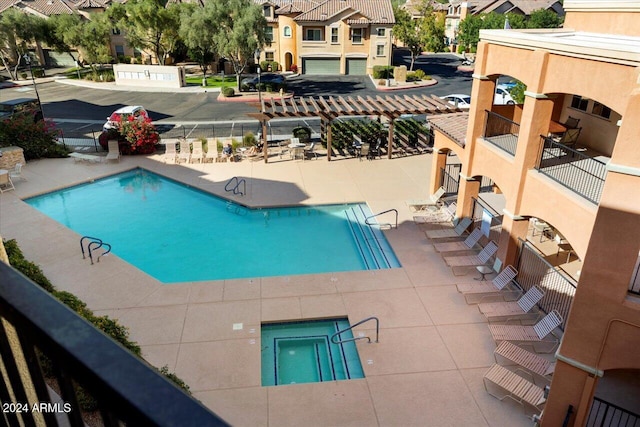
top-left (112, 28), bottom-right (121, 35)
top-left (283, 26), bottom-right (291, 37)
top-left (352, 28), bottom-right (363, 44)
top-left (376, 28), bottom-right (385, 37)
top-left (571, 95), bottom-right (588, 111)
top-left (263, 5), bottom-right (271, 17)
top-left (115, 45), bottom-right (125, 56)
top-left (265, 52), bottom-right (274, 62)
top-left (265, 26), bottom-right (273, 42)
top-left (304, 28), bottom-right (323, 41)
top-left (591, 101), bottom-right (611, 120)
top-left (331, 27), bottom-right (339, 43)
top-left (376, 44), bottom-right (385, 56)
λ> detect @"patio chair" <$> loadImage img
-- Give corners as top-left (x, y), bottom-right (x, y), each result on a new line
top-left (0, 170), bottom-right (15, 193)
top-left (425, 217), bottom-right (472, 239)
top-left (164, 142), bottom-right (177, 163)
top-left (553, 127), bottom-right (581, 150)
top-left (488, 310), bottom-right (563, 353)
top-left (414, 202), bottom-right (457, 224)
top-left (9, 163), bottom-right (26, 181)
top-left (444, 240), bottom-right (498, 267)
top-left (483, 364), bottom-right (546, 416)
top-left (456, 264), bottom-right (519, 304)
top-left (406, 187), bottom-right (446, 212)
top-left (477, 286), bottom-right (544, 321)
top-left (359, 143), bottom-right (370, 161)
top-left (562, 116), bottom-right (580, 129)
top-left (304, 142), bottom-right (318, 160)
top-left (493, 341), bottom-right (556, 380)
top-left (190, 140), bottom-right (204, 163)
top-left (106, 140), bottom-right (120, 163)
top-left (206, 140), bottom-right (219, 163)
top-left (433, 227), bottom-right (483, 253)
top-left (178, 139), bottom-right (191, 163)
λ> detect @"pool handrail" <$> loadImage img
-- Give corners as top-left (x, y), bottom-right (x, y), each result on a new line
top-left (224, 176), bottom-right (246, 196)
top-left (365, 209), bottom-right (398, 229)
top-left (331, 316), bottom-right (379, 344)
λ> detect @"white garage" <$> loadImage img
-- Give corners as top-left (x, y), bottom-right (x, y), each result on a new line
top-left (302, 58), bottom-right (341, 75)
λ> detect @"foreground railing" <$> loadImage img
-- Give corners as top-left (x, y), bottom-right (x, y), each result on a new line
top-left (482, 110), bottom-right (520, 156)
top-left (586, 397), bottom-right (640, 427)
top-left (0, 261), bottom-right (229, 427)
top-left (471, 196), bottom-right (503, 243)
top-left (535, 136), bottom-right (607, 204)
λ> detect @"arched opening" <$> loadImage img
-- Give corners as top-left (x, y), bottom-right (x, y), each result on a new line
top-left (588, 369), bottom-right (640, 425)
top-left (285, 52), bottom-right (293, 71)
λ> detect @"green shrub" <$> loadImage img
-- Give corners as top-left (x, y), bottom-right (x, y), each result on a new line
top-left (243, 132), bottom-right (256, 146)
top-left (260, 61), bottom-right (270, 72)
top-left (372, 65), bottom-right (394, 79)
top-left (159, 366), bottom-right (191, 393)
top-left (117, 55), bottom-right (132, 64)
top-left (32, 67), bottom-right (45, 78)
top-left (265, 83), bottom-right (274, 92)
top-left (414, 69), bottom-right (426, 80)
top-left (457, 45), bottom-right (466, 54)
top-left (292, 126), bottom-right (311, 143)
top-left (0, 115), bottom-right (66, 160)
top-left (270, 61), bottom-right (279, 72)
top-left (222, 87), bottom-right (235, 97)
top-left (406, 72), bottom-right (420, 82)
top-left (53, 291), bottom-right (93, 318)
top-left (4, 239), bottom-right (56, 293)
top-left (240, 83), bottom-right (250, 92)
top-left (92, 315), bottom-right (142, 356)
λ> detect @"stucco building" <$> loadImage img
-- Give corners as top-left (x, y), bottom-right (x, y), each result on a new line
top-left (428, 0), bottom-right (640, 424)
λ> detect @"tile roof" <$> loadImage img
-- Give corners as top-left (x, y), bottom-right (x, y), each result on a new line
top-left (403, 0), bottom-right (448, 17)
top-left (294, 0), bottom-right (394, 24)
top-left (74, 0), bottom-right (106, 8)
top-left (453, 0), bottom-right (561, 16)
top-left (17, 0), bottom-right (75, 15)
top-left (0, 0), bottom-right (18, 13)
top-left (428, 112), bottom-right (469, 148)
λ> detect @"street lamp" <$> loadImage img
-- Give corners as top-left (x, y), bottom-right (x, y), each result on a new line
top-left (22, 54), bottom-right (44, 119)
top-left (257, 65), bottom-right (262, 107)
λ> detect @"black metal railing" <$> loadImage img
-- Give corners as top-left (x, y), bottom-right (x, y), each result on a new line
top-left (440, 163), bottom-right (462, 196)
top-left (586, 397), bottom-right (640, 427)
top-left (471, 196), bottom-right (503, 243)
top-left (482, 110), bottom-right (520, 156)
top-left (0, 261), bottom-right (229, 427)
top-left (535, 136), bottom-right (608, 205)
top-left (516, 239), bottom-right (577, 330)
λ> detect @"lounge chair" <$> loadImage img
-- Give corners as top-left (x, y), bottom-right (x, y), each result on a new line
top-left (493, 341), bottom-right (555, 380)
top-left (304, 142), bottom-right (318, 159)
top-left (106, 140), bottom-right (120, 163)
top-left (69, 153), bottom-right (102, 163)
top-left (190, 140), bottom-right (204, 163)
top-left (456, 264), bottom-right (519, 304)
top-left (206, 140), bottom-right (219, 163)
top-left (178, 139), bottom-right (191, 163)
top-left (164, 142), bottom-right (177, 163)
top-left (433, 227), bottom-right (483, 253)
top-left (444, 240), bottom-right (498, 267)
top-left (488, 310), bottom-right (563, 353)
top-left (9, 163), bottom-right (26, 181)
top-left (413, 202), bottom-right (457, 224)
top-left (477, 286), bottom-right (544, 321)
top-left (406, 187), bottom-right (446, 212)
top-left (425, 217), bottom-right (472, 239)
top-left (0, 170), bottom-right (15, 193)
top-left (483, 364), bottom-right (546, 415)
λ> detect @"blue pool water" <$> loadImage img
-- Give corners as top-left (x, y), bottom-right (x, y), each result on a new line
top-left (26, 169), bottom-right (400, 282)
top-left (261, 319), bottom-right (365, 386)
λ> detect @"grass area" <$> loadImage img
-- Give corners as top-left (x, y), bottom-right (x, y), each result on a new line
top-left (185, 75), bottom-right (237, 88)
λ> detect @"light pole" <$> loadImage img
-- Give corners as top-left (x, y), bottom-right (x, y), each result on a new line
top-left (22, 54), bottom-right (44, 119)
top-left (257, 66), bottom-right (262, 107)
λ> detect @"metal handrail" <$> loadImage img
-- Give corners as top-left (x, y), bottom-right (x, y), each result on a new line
top-left (80, 235), bottom-right (101, 259)
top-left (224, 176), bottom-right (246, 196)
top-left (331, 316), bottom-right (379, 344)
top-left (365, 209), bottom-right (398, 229)
top-left (87, 240), bottom-right (111, 265)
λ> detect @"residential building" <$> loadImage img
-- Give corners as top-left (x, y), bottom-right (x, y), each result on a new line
top-left (428, 0), bottom-right (640, 424)
top-left (258, 0), bottom-right (394, 75)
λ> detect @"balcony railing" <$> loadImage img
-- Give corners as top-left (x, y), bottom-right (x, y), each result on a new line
top-left (535, 136), bottom-right (607, 204)
top-left (482, 110), bottom-right (520, 156)
top-left (586, 397), bottom-right (640, 427)
top-left (0, 261), bottom-right (229, 427)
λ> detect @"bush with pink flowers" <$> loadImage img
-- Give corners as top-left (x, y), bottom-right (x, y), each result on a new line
top-left (98, 115), bottom-right (159, 155)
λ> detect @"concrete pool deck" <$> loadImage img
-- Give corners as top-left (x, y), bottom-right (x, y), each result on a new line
top-left (0, 153), bottom-right (535, 426)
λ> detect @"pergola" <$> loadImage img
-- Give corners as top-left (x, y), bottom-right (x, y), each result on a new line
top-left (247, 94), bottom-right (461, 162)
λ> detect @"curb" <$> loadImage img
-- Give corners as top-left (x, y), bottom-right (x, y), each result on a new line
top-left (376, 79), bottom-right (438, 91)
top-left (217, 92), bottom-right (295, 103)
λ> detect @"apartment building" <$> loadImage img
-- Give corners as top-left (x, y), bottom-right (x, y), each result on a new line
top-left (258, 0), bottom-right (394, 75)
top-left (428, 0), bottom-right (640, 425)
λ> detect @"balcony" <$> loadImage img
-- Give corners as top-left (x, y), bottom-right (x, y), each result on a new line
top-left (482, 110), bottom-right (519, 156)
top-left (535, 136), bottom-right (608, 204)
top-left (0, 261), bottom-right (229, 427)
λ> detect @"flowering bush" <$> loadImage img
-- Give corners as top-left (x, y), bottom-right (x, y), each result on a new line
top-left (0, 116), bottom-right (67, 160)
top-left (98, 115), bottom-right (159, 155)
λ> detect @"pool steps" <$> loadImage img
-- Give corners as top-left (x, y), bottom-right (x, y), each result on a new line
top-left (345, 206), bottom-right (400, 270)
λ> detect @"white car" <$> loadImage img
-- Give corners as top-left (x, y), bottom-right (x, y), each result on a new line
top-left (103, 106), bottom-right (149, 132)
top-left (494, 85), bottom-right (515, 105)
top-left (441, 94), bottom-right (471, 109)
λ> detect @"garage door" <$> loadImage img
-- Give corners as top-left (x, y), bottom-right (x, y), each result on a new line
top-left (303, 58), bottom-right (340, 75)
top-left (346, 58), bottom-right (367, 75)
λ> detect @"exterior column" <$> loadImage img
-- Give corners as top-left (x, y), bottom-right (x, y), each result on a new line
top-left (496, 210), bottom-right (528, 269)
top-left (429, 149), bottom-right (448, 195)
top-left (541, 361), bottom-right (599, 426)
top-left (387, 120), bottom-right (394, 159)
top-left (455, 173), bottom-right (480, 221)
top-left (325, 119), bottom-right (332, 161)
top-left (262, 120), bottom-right (269, 163)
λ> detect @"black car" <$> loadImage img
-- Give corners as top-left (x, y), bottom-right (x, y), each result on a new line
top-left (241, 73), bottom-right (286, 90)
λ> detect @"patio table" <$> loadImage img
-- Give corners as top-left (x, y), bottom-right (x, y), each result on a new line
top-left (288, 142), bottom-right (305, 160)
top-left (549, 120), bottom-right (567, 136)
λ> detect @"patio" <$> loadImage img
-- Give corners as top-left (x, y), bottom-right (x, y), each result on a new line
top-left (0, 153), bottom-right (536, 426)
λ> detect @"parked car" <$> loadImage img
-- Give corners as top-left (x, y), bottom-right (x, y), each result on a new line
top-left (494, 84), bottom-right (515, 105)
top-left (441, 94), bottom-right (471, 109)
top-left (0, 98), bottom-right (43, 122)
top-left (240, 74), bottom-right (285, 91)
top-left (103, 106), bottom-right (149, 131)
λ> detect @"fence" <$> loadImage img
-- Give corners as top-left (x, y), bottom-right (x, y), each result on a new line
top-left (471, 196), bottom-right (502, 243)
top-left (516, 239), bottom-right (577, 330)
top-left (440, 163), bottom-right (461, 195)
top-left (482, 110), bottom-right (520, 156)
top-left (586, 397), bottom-right (640, 427)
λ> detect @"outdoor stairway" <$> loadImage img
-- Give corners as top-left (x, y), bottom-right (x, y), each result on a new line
top-left (344, 205), bottom-right (400, 270)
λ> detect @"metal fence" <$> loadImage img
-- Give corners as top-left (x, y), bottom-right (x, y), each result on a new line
top-left (471, 196), bottom-right (502, 243)
top-left (440, 163), bottom-right (461, 195)
top-left (482, 110), bottom-right (520, 156)
top-left (536, 136), bottom-right (607, 205)
top-left (516, 239), bottom-right (577, 330)
top-left (586, 397), bottom-right (640, 427)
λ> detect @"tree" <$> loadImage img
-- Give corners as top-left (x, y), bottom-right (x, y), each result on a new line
top-left (49, 13), bottom-right (111, 73)
top-left (206, 0), bottom-right (267, 87)
top-left (392, 6), bottom-right (423, 71)
top-left (109, 0), bottom-right (182, 65)
top-left (457, 12), bottom-right (526, 52)
top-left (527, 9), bottom-right (564, 28)
top-left (420, 8), bottom-right (446, 53)
top-left (179, 3), bottom-right (217, 80)
top-left (0, 10), bottom-right (45, 80)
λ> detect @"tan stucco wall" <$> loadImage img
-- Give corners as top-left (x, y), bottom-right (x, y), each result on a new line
top-left (113, 64), bottom-right (185, 88)
top-left (564, 11), bottom-right (640, 36)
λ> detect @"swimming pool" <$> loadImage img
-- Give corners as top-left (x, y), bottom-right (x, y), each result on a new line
top-left (26, 169), bottom-right (400, 282)
top-left (261, 319), bottom-right (365, 386)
